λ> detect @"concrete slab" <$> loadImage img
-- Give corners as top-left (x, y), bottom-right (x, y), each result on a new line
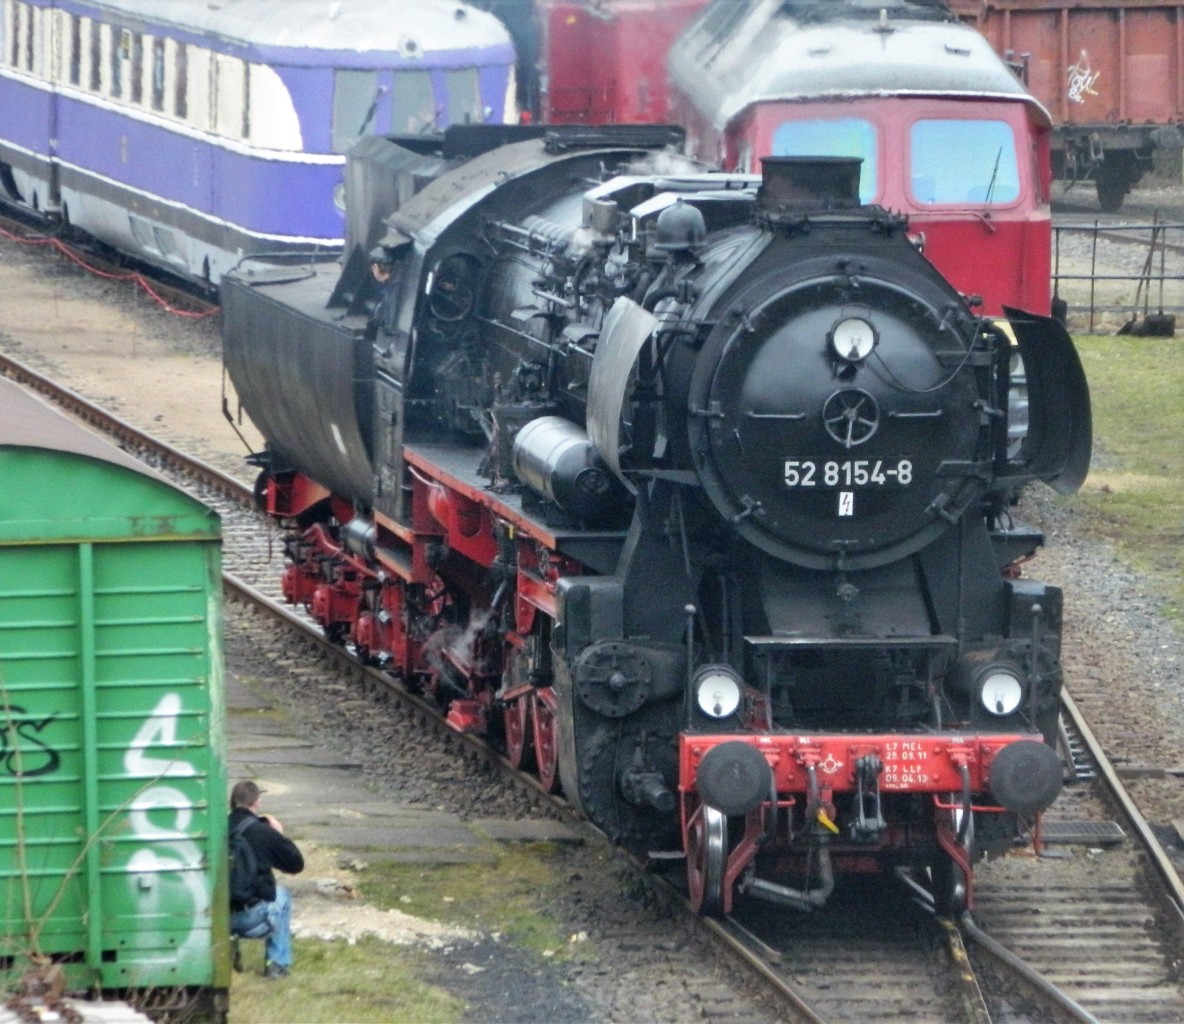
top-left (230, 766), bottom-right (375, 810)
top-left (298, 822), bottom-right (481, 848)
top-left (469, 818), bottom-right (584, 845)
top-left (229, 746), bottom-right (363, 768)
top-left (313, 802), bottom-right (450, 820)
top-left (226, 714), bottom-right (308, 738)
top-left (229, 731), bottom-right (319, 751)
top-left (223, 664), bottom-right (577, 869)
top-left (331, 847), bottom-right (499, 865)
top-left (226, 690), bottom-right (273, 712)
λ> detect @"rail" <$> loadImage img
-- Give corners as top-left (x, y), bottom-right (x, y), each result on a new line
top-left (1052, 217), bottom-right (1184, 334)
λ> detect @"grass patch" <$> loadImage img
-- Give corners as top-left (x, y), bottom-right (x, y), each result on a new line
top-left (227, 842), bottom-right (579, 1023)
top-left (1058, 334), bottom-right (1184, 620)
top-left (229, 935), bottom-right (462, 1024)
top-left (350, 843), bottom-right (577, 957)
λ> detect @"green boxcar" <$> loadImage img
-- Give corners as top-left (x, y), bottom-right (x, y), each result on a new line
top-left (0, 379), bottom-right (228, 1010)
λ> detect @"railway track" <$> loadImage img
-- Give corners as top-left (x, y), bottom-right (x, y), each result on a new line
top-left (4, 348), bottom-right (1184, 1022)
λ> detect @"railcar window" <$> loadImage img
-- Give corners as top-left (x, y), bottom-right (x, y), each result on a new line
top-left (445, 68), bottom-right (483, 126)
top-left (175, 43), bottom-right (187, 119)
top-left (392, 70), bottom-right (435, 134)
top-left (910, 120), bottom-right (1020, 205)
top-left (109, 28), bottom-right (122, 98)
top-left (68, 15), bottom-right (80, 84)
top-left (186, 46), bottom-right (209, 128)
top-left (151, 37), bottom-right (164, 111)
top-left (88, 18), bottom-right (100, 91)
top-left (771, 118), bottom-right (877, 203)
top-left (332, 69), bottom-right (380, 152)
top-left (213, 54), bottom-right (246, 139)
top-left (130, 32), bottom-right (142, 104)
top-left (9, 4), bottom-right (20, 69)
top-left (22, 2), bottom-right (31, 72)
top-left (242, 63), bottom-right (250, 137)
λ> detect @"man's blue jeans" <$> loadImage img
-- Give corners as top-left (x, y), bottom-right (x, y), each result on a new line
top-left (230, 884), bottom-right (293, 969)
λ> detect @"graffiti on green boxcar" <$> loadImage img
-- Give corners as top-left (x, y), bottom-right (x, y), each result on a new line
top-left (123, 694), bottom-right (211, 959)
top-left (1, 705), bottom-right (62, 777)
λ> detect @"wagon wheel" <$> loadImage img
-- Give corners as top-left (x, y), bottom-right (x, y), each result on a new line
top-left (1095, 173), bottom-right (1127, 214)
top-left (531, 688), bottom-right (560, 793)
top-left (686, 802), bottom-right (728, 916)
top-left (503, 693), bottom-right (534, 770)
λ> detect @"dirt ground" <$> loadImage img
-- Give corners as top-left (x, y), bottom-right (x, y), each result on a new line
top-left (0, 236), bottom-right (260, 478)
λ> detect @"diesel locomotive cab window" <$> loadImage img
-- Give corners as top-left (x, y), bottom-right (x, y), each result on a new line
top-left (332, 69), bottom-right (379, 152)
top-left (771, 118), bottom-right (877, 204)
top-left (445, 68), bottom-right (482, 126)
top-left (910, 119), bottom-right (1020, 205)
top-left (393, 71), bottom-right (436, 134)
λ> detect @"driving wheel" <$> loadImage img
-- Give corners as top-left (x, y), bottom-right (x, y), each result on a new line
top-left (504, 694), bottom-right (533, 770)
top-left (532, 688), bottom-right (560, 793)
top-left (686, 802), bottom-right (728, 915)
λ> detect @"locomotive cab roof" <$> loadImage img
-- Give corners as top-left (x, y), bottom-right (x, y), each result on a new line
top-left (671, 1), bottom-right (1051, 132)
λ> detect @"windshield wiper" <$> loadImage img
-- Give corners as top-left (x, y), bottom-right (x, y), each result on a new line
top-left (983, 146), bottom-right (1002, 206)
top-left (356, 84), bottom-right (389, 138)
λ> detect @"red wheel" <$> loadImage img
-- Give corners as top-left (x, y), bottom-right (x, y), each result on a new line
top-left (504, 695), bottom-right (534, 770)
top-left (532, 688), bottom-right (560, 793)
top-left (686, 802), bottom-right (727, 916)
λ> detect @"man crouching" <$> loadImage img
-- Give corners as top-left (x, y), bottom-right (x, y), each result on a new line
top-left (228, 779), bottom-right (305, 979)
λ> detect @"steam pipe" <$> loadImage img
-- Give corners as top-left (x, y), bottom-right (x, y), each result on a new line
top-left (741, 841), bottom-right (835, 911)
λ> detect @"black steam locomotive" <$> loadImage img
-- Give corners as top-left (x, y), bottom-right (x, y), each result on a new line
top-left (222, 125), bottom-right (1091, 915)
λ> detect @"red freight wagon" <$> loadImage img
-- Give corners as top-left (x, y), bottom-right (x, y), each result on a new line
top-left (950, 0), bottom-right (1184, 209)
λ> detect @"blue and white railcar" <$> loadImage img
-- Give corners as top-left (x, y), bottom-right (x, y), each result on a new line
top-left (0, 0), bottom-right (516, 284)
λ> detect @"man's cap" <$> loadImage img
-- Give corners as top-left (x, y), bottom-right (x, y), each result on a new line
top-left (369, 245), bottom-right (393, 266)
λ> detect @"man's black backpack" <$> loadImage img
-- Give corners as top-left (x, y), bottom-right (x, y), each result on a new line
top-left (229, 817), bottom-right (260, 909)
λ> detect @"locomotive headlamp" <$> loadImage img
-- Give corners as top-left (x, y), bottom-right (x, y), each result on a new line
top-left (829, 317), bottom-right (877, 362)
top-left (693, 665), bottom-right (744, 719)
top-left (978, 668), bottom-right (1024, 716)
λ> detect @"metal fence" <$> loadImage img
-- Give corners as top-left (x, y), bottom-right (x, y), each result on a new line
top-left (1052, 218), bottom-right (1184, 335)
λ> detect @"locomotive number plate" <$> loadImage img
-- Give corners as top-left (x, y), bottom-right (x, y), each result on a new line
top-left (783, 458), bottom-right (913, 488)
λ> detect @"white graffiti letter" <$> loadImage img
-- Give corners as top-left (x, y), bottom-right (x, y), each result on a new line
top-left (121, 697), bottom-right (210, 961)
top-left (1067, 50), bottom-right (1100, 104)
top-left (125, 693), bottom-right (196, 777)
